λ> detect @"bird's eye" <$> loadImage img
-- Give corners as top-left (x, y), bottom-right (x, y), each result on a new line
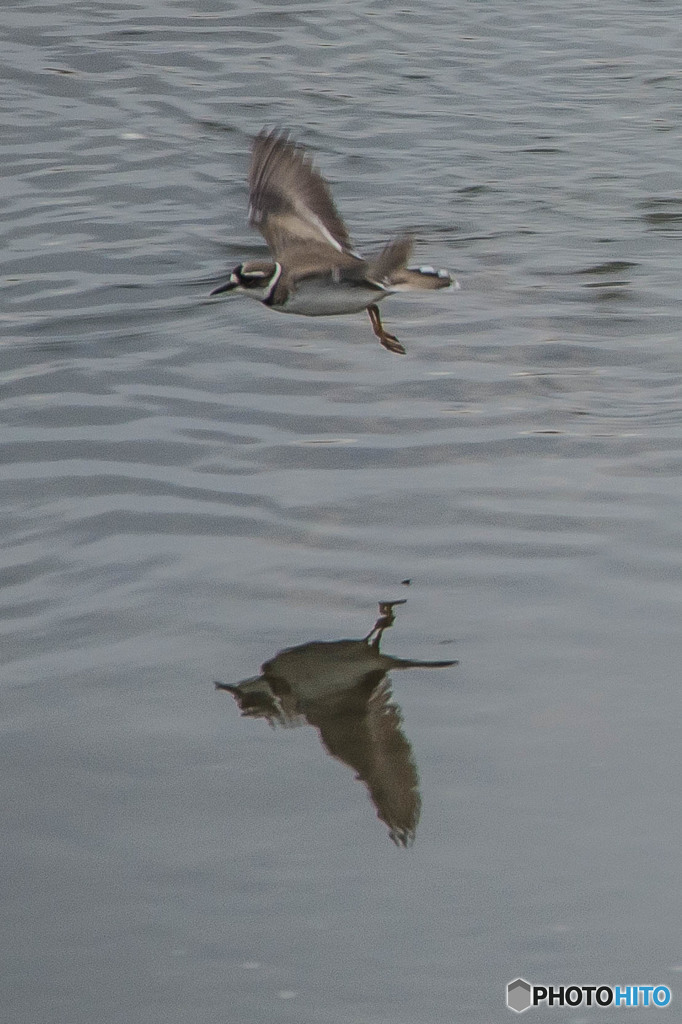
top-left (243, 271), bottom-right (266, 287)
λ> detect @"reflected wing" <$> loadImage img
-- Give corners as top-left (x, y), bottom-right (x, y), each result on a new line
top-left (248, 130), bottom-right (356, 259)
top-left (363, 681), bottom-right (421, 846)
top-left (317, 680), bottom-right (421, 847)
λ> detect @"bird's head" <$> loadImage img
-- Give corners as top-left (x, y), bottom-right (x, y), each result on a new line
top-left (210, 261), bottom-right (280, 301)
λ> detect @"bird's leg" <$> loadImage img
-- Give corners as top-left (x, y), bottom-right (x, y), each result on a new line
top-left (363, 599), bottom-right (408, 646)
top-left (367, 304), bottom-right (406, 355)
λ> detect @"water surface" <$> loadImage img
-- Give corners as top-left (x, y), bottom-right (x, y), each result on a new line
top-left (2, 2), bottom-right (681, 1022)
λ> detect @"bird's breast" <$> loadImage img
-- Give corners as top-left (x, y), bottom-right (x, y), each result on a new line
top-left (273, 276), bottom-right (387, 317)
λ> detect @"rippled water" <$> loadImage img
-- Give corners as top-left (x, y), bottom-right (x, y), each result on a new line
top-left (3, 2), bottom-right (681, 1022)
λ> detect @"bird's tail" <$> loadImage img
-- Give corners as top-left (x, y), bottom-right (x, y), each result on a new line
top-left (388, 264), bottom-right (452, 290)
top-left (369, 235), bottom-right (452, 290)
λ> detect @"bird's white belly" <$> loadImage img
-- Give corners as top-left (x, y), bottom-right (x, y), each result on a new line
top-left (278, 280), bottom-right (386, 317)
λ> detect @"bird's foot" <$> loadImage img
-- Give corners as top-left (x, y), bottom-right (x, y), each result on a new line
top-left (367, 304), bottom-right (407, 355)
top-left (379, 330), bottom-right (407, 355)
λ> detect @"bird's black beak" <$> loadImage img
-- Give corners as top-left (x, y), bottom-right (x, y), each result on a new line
top-left (210, 273), bottom-right (238, 296)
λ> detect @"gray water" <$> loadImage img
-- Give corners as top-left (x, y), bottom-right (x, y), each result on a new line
top-left (2, 2), bottom-right (681, 1022)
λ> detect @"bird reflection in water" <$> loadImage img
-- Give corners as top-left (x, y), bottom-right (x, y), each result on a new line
top-left (215, 600), bottom-right (457, 846)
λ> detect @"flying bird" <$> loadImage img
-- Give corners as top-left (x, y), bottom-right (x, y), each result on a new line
top-left (210, 130), bottom-right (453, 354)
top-left (216, 600), bottom-right (457, 845)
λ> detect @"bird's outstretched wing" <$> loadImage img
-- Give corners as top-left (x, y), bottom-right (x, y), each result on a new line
top-left (248, 130), bottom-right (357, 259)
top-left (317, 679), bottom-right (421, 847)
